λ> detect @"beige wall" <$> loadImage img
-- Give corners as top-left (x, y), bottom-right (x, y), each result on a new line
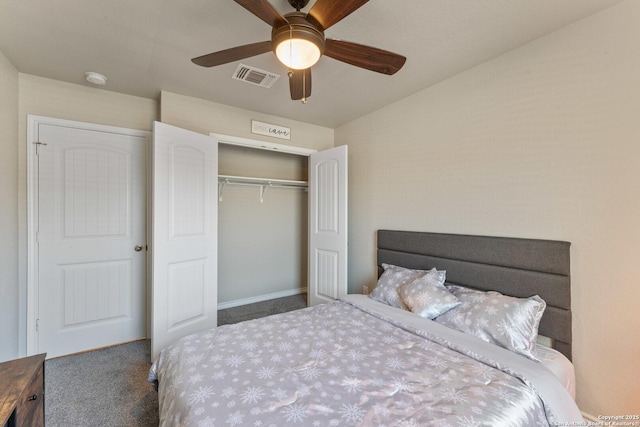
top-left (336, 0), bottom-right (639, 415)
top-left (0, 51), bottom-right (19, 362)
top-left (160, 90), bottom-right (333, 183)
top-left (15, 75), bottom-right (158, 357)
top-left (161, 91), bottom-right (333, 303)
top-left (18, 74), bottom-right (158, 131)
top-left (160, 90), bottom-right (333, 152)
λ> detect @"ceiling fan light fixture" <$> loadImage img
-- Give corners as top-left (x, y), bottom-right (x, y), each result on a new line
top-left (275, 38), bottom-right (321, 70)
top-left (272, 13), bottom-right (325, 70)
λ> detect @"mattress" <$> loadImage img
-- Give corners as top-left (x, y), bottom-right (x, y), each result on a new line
top-left (537, 344), bottom-right (576, 399)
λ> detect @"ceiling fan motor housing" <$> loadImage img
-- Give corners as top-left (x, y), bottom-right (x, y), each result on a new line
top-left (288, 0), bottom-right (310, 11)
top-left (272, 13), bottom-right (326, 58)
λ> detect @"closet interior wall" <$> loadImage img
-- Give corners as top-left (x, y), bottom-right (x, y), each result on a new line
top-left (218, 144), bottom-right (308, 306)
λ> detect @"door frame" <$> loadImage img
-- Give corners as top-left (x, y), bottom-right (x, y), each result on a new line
top-left (211, 132), bottom-right (348, 307)
top-left (25, 115), bottom-right (151, 356)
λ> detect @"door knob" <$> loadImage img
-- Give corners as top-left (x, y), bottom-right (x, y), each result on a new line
top-left (134, 245), bottom-right (143, 252)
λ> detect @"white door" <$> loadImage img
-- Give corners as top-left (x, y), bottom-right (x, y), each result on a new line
top-left (151, 122), bottom-right (218, 361)
top-left (34, 118), bottom-right (148, 358)
top-left (308, 145), bottom-right (348, 306)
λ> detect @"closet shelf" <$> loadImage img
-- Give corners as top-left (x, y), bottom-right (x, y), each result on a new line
top-left (218, 175), bottom-right (308, 203)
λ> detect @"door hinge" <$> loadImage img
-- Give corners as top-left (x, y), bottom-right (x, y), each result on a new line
top-left (33, 141), bottom-right (47, 155)
top-left (36, 319), bottom-right (40, 332)
top-left (36, 230), bottom-right (39, 244)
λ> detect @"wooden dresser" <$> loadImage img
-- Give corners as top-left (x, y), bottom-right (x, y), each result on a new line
top-left (0, 354), bottom-right (46, 427)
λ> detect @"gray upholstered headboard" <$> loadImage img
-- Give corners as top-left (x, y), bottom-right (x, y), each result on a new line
top-left (377, 230), bottom-right (572, 360)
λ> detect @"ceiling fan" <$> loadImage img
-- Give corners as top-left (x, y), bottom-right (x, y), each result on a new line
top-left (192, 0), bottom-right (406, 103)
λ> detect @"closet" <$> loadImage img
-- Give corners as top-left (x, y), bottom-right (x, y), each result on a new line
top-left (215, 134), bottom-right (312, 309)
top-left (151, 122), bottom-right (347, 360)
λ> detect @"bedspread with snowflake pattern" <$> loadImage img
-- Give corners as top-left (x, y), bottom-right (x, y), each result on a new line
top-left (150, 296), bottom-right (566, 426)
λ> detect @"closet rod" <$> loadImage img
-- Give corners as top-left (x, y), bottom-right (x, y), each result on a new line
top-left (218, 174), bottom-right (308, 187)
top-left (218, 174), bottom-right (308, 203)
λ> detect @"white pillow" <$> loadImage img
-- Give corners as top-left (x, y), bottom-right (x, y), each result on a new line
top-left (369, 264), bottom-right (445, 309)
top-left (398, 272), bottom-right (460, 319)
top-left (435, 285), bottom-right (546, 361)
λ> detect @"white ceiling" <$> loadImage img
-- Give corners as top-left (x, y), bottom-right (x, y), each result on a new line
top-left (0, 0), bottom-right (624, 128)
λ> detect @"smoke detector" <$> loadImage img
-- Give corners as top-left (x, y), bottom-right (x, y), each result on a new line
top-left (85, 72), bottom-right (107, 85)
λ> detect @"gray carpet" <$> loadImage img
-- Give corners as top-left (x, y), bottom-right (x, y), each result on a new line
top-left (45, 339), bottom-right (158, 427)
top-left (45, 293), bottom-right (307, 426)
top-left (217, 293), bottom-right (307, 326)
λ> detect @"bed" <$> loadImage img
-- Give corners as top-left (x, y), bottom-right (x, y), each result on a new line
top-left (149, 230), bottom-right (583, 426)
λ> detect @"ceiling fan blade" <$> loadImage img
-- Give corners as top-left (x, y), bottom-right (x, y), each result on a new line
top-left (192, 41), bottom-right (272, 67)
top-left (289, 68), bottom-right (312, 101)
top-left (234, 0), bottom-right (288, 28)
top-left (324, 39), bottom-right (406, 75)
top-left (307, 0), bottom-right (369, 30)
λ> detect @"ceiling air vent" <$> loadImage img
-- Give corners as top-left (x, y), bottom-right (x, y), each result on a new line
top-left (232, 63), bottom-right (280, 88)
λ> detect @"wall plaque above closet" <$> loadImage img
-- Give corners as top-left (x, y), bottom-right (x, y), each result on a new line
top-left (211, 133), bottom-right (316, 156)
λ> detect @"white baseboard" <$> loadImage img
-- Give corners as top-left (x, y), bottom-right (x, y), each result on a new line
top-left (217, 288), bottom-right (308, 310)
top-left (582, 412), bottom-right (598, 422)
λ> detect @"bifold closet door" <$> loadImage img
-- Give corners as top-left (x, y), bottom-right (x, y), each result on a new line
top-left (151, 122), bottom-right (218, 361)
top-left (308, 145), bottom-right (348, 306)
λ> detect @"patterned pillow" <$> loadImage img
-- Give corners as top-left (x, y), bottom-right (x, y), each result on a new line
top-left (398, 272), bottom-right (460, 319)
top-left (369, 264), bottom-right (445, 309)
top-left (435, 285), bottom-right (546, 361)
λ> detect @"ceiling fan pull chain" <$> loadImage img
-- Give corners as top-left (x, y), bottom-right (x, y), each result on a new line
top-left (302, 71), bottom-right (307, 104)
top-left (289, 25), bottom-right (294, 67)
